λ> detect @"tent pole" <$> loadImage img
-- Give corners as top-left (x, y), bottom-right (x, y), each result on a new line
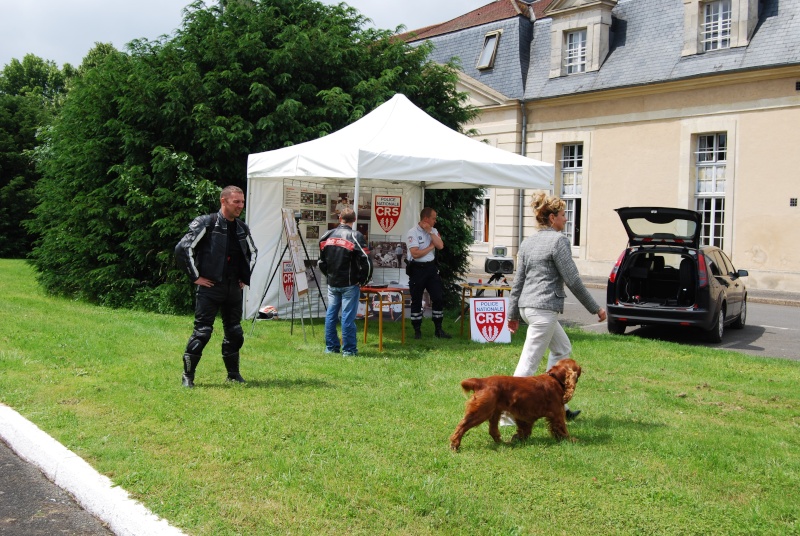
top-left (353, 174), bottom-right (360, 222)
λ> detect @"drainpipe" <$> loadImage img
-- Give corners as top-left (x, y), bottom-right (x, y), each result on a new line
top-left (517, 99), bottom-right (529, 252)
top-left (517, 3), bottom-right (536, 251)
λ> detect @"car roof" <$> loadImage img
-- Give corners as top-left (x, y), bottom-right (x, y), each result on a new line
top-left (615, 207), bottom-right (701, 248)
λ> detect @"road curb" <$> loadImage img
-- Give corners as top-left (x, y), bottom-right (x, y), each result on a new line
top-left (0, 404), bottom-right (185, 536)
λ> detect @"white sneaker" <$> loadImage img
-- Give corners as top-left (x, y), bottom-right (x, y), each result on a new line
top-left (500, 412), bottom-right (516, 427)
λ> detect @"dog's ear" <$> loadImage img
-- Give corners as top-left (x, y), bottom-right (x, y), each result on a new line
top-left (562, 363), bottom-right (581, 404)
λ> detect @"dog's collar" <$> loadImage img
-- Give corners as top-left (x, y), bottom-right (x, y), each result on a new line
top-left (547, 371), bottom-right (566, 390)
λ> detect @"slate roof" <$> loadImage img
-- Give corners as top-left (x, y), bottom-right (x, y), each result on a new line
top-left (400, 0), bottom-right (554, 43)
top-left (404, 0), bottom-right (800, 102)
top-left (525, 0), bottom-right (800, 100)
top-left (423, 17), bottom-right (533, 99)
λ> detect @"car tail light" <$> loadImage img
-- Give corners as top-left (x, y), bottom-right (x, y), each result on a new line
top-left (609, 250), bottom-right (626, 283)
top-left (698, 254), bottom-right (709, 288)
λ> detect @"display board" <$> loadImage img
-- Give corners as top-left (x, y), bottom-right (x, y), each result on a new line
top-left (469, 297), bottom-right (511, 343)
top-left (280, 208), bottom-right (309, 297)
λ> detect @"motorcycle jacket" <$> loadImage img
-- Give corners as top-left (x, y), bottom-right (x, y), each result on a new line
top-left (318, 224), bottom-right (372, 288)
top-left (175, 211), bottom-right (257, 285)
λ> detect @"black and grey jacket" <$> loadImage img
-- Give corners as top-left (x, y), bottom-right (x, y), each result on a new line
top-left (175, 211), bottom-right (257, 285)
top-left (318, 224), bottom-right (372, 288)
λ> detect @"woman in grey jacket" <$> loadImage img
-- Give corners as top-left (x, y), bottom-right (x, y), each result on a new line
top-left (507, 191), bottom-right (606, 420)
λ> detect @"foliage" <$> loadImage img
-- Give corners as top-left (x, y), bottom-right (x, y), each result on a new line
top-left (2, 258), bottom-right (800, 535)
top-left (28, 0), bottom-right (477, 313)
top-left (0, 54), bottom-right (74, 257)
top-left (426, 188), bottom-right (484, 307)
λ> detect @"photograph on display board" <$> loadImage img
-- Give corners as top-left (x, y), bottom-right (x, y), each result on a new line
top-left (314, 210), bottom-right (327, 222)
top-left (330, 192), bottom-right (352, 219)
top-left (356, 223), bottom-right (369, 243)
top-left (300, 191), bottom-right (315, 205)
top-left (370, 240), bottom-right (406, 269)
top-left (305, 225), bottom-right (319, 239)
top-left (314, 193), bottom-right (327, 206)
top-left (304, 259), bottom-right (322, 290)
top-left (357, 193), bottom-right (372, 220)
top-left (301, 209), bottom-right (314, 221)
top-left (368, 291), bottom-right (404, 321)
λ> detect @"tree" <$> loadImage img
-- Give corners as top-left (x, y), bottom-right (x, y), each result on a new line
top-left (28, 0), bottom-right (480, 313)
top-left (0, 55), bottom-right (74, 257)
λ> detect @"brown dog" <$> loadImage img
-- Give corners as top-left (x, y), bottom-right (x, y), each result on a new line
top-left (449, 358), bottom-right (582, 450)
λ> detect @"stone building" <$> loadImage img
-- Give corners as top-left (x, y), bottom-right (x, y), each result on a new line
top-left (403, 0), bottom-right (800, 291)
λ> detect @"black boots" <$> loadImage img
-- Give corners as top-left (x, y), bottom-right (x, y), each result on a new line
top-left (182, 353), bottom-right (201, 388)
top-left (413, 321), bottom-right (423, 339)
top-left (433, 320), bottom-right (451, 339)
top-left (222, 352), bottom-right (246, 383)
top-left (413, 322), bottom-right (452, 339)
top-left (182, 353), bottom-right (245, 386)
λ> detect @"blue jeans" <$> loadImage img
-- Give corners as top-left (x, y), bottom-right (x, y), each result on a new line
top-left (325, 284), bottom-right (361, 355)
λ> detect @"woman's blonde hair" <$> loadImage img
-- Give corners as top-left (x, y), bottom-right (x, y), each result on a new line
top-left (530, 190), bottom-right (566, 228)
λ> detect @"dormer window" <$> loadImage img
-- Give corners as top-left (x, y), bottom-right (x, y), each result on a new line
top-left (565, 29), bottom-right (587, 74)
top-left (702, 0), bottom-right (732, 51)
top-left (477, 30), bottom-right (502, 70)
top-left (682, 0), bottom-right (758, 56)
top-left (545, 0), bottom-right (616, 79)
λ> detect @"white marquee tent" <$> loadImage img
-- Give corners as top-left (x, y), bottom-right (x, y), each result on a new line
top-left (244, 93), bottom-right (553, 319)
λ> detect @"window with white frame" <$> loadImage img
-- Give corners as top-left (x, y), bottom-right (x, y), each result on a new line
top-left (477, 31), bottom-right (501, 70)
top-left (560, 144), bottom-right (583, 246)
top-left (702, 0), bottom-right (732, 51)
top-left (564, 29), bottom-right (587, 74)
top-left (695, 133), bottom-right (727, 248)
top-left (471, 197), bottom-right (490, 243)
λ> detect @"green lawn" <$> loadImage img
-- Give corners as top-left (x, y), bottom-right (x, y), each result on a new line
top-left (1, 258), bottom-right (798, 535)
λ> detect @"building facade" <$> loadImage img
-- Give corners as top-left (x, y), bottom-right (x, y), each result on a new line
top-left (405, 0), bottom-right (800, 292)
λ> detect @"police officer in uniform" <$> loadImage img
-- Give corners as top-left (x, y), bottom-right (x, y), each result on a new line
top-left (406, 207), bottom-right (451, 339)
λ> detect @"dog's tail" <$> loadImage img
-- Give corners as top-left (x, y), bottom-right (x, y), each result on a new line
top-left (460, 378), bottom-right (485, 396)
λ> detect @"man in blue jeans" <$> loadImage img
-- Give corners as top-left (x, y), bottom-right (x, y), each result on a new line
top-left (318, 208), bottom-right (372, 356)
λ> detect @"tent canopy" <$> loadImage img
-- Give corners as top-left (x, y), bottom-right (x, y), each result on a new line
top-left (246, 93), bottom-right (554, 194)
top-left (244, 94), bottom-right (554, 320)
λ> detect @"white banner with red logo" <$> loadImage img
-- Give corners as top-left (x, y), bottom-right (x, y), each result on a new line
top-left (373, 195), bottom-right (402, 233)
top-left (281, 260), bottom-right (295, 302)
top-left (469, 298), bottom-right (511, 343)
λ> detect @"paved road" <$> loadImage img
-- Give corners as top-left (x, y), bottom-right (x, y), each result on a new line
top-left (0, 438), bottom-right (112, 535)
top-left (562, 285), bottom-right (800, 361)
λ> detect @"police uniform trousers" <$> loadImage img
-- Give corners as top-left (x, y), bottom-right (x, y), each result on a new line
top-left (408, 261), bottom-right (445, 331)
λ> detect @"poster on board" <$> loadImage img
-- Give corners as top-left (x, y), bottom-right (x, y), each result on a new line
top-left (373, 195), bottom-right (402, 234)
top-left (280, 208), bottom-right (309, 296)
top-left (281, 260), bottom-right (294, 302)
top-left (469, 297), bottom-right (511, 343)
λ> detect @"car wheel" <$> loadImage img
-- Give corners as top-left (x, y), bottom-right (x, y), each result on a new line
top-left (732, 296), bottom-right (747, 329)
top-left (706, 306), bottom-right (725, 343)
top-left (608, 318), bottom-right (626, 335)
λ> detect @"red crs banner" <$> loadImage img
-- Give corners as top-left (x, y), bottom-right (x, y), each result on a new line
top-left (374, 195), bottom-right (401, 233)
top-left (282, 260), bottom-right (295, 302)
top-left (469, 298), bottom-right (511, 343)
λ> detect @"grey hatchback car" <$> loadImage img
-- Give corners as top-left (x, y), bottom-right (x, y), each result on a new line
top-left (606, 207), bottom-right (748, 342)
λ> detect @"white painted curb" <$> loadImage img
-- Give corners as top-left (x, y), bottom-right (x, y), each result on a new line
top-left (0, 404), bottom-right (186, 536)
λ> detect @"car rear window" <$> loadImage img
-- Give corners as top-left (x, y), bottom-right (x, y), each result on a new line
top-left (626, 217), bottom-right (697, 241)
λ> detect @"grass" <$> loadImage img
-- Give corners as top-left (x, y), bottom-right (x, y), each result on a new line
top-left (1, 258), bottom-right (799, 535)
